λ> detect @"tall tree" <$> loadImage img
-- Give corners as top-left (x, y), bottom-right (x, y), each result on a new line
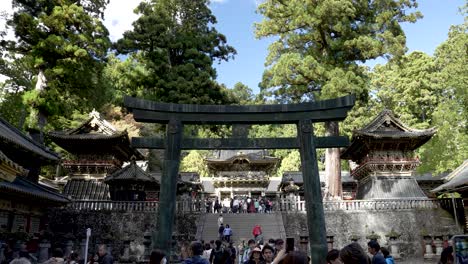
top-left (255, 0), bottom-right (421, 199)
top-left (418, 11), bottom-right (467, 173)
top-left (1, 0), bottom-right (111, 132)
top-left (114, 0), bottom-right (236, 104)
top-left (372, 51), bottom-right (441, 128)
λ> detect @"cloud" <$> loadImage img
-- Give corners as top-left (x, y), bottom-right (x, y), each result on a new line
top-left (211, 0), bottom-right (229, 4)
top-left (103, 0), bottom-right (140, 42)
top-left (0, 0), bottom-right (15, 41)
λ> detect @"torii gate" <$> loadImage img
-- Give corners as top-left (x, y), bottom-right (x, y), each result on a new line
top-left (124, 95), bottom-right (355, 264)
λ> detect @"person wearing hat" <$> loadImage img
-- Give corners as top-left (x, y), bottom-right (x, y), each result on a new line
top-left (244, 247), bottom-right (265, 264)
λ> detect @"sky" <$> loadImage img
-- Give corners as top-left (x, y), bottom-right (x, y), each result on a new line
top-left (0, 0), bottom-right (465, 93)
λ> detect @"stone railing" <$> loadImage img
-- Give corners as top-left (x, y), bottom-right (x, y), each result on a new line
top-left (277, 198), bottom-right (440, 212)
top-left (69, 200), bottom-right (203, 212)
top-left (69, 198), bottom-right (440, 212)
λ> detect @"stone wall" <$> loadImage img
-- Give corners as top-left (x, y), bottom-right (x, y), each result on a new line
top-left (282, 208), bottom-right (461, 260)
top-left (45, 208), bottom-right (199, 261)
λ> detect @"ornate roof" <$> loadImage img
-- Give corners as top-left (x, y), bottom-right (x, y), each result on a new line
top-left (206, 150), bottom-right (278, 163)
top-left (0, 116), bottom-right (59, 162)
top-left (355, 109), bottom-right (436, 139)
top-left (0, 150), bottom-right (28, 182)
top-left (105, 161), bottom-right (157, 183)
top-left (48, 110), bottom-right (143, 161)
top-left (341, 109), bottom-right (436, 160)
top-left (63, 179), bottom-right (110, 200)
top-left (0, 176), bottom-right (70, 204)
top-left (205, 150), bottom-right (279, 172)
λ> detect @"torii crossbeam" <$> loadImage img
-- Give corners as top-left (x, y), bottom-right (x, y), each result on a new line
top-left (124, 95), bottom-right (355, 264)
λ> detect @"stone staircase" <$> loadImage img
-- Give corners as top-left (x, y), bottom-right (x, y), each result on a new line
top-left (197, 212), bottom-right (286, 244)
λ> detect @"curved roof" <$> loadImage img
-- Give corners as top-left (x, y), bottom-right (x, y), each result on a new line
top-left (0, 176), bottom-right (70, 204)
top-left (47, 110), bottom-right (144, 160)
top-left (105, 161), bottom-right (157, 183)
top-left (354, 109), bottom-right (436, 138)
top-left (0, 117), bottom-right (59, 162)
top-left (431, 160), bottom-right (468, 193)
top-left (341, 109), bottom-right (436, 160)
top-left (0, 150), bottom-right (28, 179)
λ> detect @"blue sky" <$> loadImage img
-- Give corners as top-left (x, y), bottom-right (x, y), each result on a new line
top-left (1, 0), bottom-right (465, 90)
top-left (209, 0), bottom-right (466, 93)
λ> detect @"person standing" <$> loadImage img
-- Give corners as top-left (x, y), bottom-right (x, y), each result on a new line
top-left (252, 225), bottom-right (262, 243)
top-left (218, 223), bottom-right (225, 241)
top-left (223, 224), bottom-right (233, 243)
top-left (340, 243), bottom-right (370, 264)
top-left (243, 240), bottom-right (257, 264)
top-left (244, 247), bottom-right (264, 264)
top-left (202, 243), bottom-right (212, 261)
top-left (380, 248), bottom-right (394, 264)
top-left (210, 240), bottom-right (229, 264)
top-left (218, 214), bottom-right (224, 227)
top-left (97, 245), bottom-right (113, 264)
top-left (367, 241), bottom-right (386, 264)
top-left (184, 242), bottom-right (209, 264)
top-left (326, 249), bottom-right (343, 264)
top-left (214, 199), bottom-right (220, 214)
top-left (261, 245), bottom-right (274, 264)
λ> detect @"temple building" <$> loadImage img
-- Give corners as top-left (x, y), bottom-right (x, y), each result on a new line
top-left (105, 160), bottom-right (159, 201)
top-left (340, 109), bottom-right (436, 199)
top-left (0, 117), bottom-right (69, 234)
top-left (202, 149), bottom-right (280, 199)
top-left (48, 110), bottom-right (144, 200)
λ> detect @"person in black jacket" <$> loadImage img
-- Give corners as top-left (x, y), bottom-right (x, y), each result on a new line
top-left (97, 245), bottom-right (113, 264)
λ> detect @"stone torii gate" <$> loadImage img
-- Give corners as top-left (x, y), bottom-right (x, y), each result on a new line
top-left (124, 95), bottom-right (355, 264)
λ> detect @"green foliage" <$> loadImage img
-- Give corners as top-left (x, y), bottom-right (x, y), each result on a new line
top-left (114, 0), bottom-right (236, 105)
top-left (1, 0), bottom-right (111, 130)
top-left (372, 51), bottom-right (440, 128)
top-left (277, 150), bottom-right (301, 177)
top-left (228, 82), bottom-right (255, 105)
top-left (255, 0), bottom-right (421, 102)
top-left (180, 150), bottom-right (209, 176)
top-left (370, 13), bottom-right (467, 173)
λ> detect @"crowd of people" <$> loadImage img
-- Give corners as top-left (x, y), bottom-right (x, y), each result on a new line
top-left (205, 197), bottom-right (274, 214)
top-left (1, 245), bottom-right (113, 264)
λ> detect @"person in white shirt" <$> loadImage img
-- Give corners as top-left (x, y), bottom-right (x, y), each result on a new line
top-left (217, 214), bottom-right (223, 227)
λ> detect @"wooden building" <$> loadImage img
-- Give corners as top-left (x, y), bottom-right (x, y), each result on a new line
top-left (341, 109), bottom-right (436, 199)
top-left (0, 117), bottom-right (69, 234)
top-left (48, 110), bottom-right (143, 200)
top-left (204, 149), bottom-right (279, 199)
top-left (105, 160), bottom-right (159, 201)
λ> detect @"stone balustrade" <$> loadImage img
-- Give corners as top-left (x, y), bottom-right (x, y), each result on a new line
top-left (279, 198), bottom-right (440, 212)
top-left (69, 198), bottom-right (440, 212)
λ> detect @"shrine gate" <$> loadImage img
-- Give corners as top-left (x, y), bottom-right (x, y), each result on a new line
top-left (124, 95), bottom-right (355, 263)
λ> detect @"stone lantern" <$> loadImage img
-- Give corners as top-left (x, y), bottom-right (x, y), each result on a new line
top-left (385, 229), bottom-right (401, 259)
top-left (423, 235), bottom-right (435, 259)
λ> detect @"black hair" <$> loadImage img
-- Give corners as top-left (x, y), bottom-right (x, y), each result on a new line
top-left (380, 247), bottom-right (390, 258)
top-left (191, 242), bottom-right (204, 256)
top-left (326, 249), bottom-right (340, 263)
top-left (149, 250), bottom-right (165, 264)
top-left (367, 240), bottom-right (380, 251)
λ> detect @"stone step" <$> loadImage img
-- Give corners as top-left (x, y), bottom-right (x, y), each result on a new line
top-left (198, 212), bottom-right (286, 244)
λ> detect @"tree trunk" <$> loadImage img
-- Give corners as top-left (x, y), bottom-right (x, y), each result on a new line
top-left (324, 121), bottom-right (342, 200)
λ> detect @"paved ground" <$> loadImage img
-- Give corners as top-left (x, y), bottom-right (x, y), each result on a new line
top-left (395, 259), bottom-right (438, 263)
